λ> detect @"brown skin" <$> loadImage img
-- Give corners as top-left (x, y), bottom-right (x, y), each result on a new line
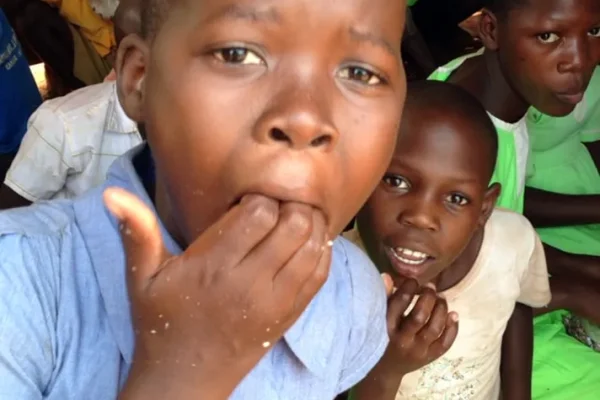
top-left (353, 105), bottom-right (536, 399)
top-left (0, 184), bottom-right (31, 209)
top-left (114, 0), bottom-right (407, 398)
top-left (448, 0), bottom-right (600, 323)
top-left (353, 280), bottom-right (459, 400)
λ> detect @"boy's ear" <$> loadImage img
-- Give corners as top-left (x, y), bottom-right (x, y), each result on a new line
top-left (479, 182), bottom-right (500, 227)
top-left (115, 34), bottom-right (149, 123)
top-left (479, 9), bottom-right (500, 51)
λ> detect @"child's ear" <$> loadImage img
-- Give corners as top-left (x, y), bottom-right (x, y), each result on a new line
top-left (479, 9), bottom-right (500, 51)
top-left (479, 183), bottom-right (500, 227)
top-left (115, 34), bottom-right (148, 123)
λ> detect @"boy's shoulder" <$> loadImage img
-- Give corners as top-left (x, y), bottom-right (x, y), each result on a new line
top-left (486, 208), bottom-right (538, 253)
top-left (30, 82), bottom-right (136, 137)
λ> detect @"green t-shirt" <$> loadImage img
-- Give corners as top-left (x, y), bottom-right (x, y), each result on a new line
top-left (428, 51), bottom-right (527, 214)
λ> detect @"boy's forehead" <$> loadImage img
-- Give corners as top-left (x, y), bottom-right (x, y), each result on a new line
top-left (174, 0), bottom-right (405, 35)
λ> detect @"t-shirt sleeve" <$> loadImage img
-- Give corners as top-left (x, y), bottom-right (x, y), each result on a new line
top-left (0, 234), bottom-right (58, 399)
top-left (336, 238), bottom-right (389, 393)
top-left (517, 232), bottom-right (551, 308)
top-left (4, 107), bottom-right (74, 202)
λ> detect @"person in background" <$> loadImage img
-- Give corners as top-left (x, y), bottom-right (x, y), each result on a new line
top-left (429, 0), bottom-right (600, 398)
top-left (350, 81), bottom-right (550, 400)
top-left (0, 9), bottom-right (43, 181)
top-left (402, 0), bottom-right (437, 79)
top-left (0, 0), bottom-right (142, 209)
top-left (6, 0), bottom-right (115, 97)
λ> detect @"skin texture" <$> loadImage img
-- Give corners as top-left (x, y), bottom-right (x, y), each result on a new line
top-left (113, 0), bottom-right (407, 398)
top-left (447, 0), bottom-right (600, 325)
top-left (353, 91), bottom-right (535, 400)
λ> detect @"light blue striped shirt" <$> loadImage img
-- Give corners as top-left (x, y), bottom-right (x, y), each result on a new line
top-left (0, 146), bottom-right (388, 399)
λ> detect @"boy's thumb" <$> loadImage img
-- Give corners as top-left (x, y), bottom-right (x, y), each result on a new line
top-left (103, 187), bottom-right (170, 292)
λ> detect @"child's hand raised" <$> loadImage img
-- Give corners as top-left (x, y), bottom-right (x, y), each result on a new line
top-left (381, 279), bottom-right (459, 378)
top-left (104, 188), bottom-right (332, 399)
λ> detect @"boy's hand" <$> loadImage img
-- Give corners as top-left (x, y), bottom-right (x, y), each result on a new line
top-left (104, 187), bottom-right (332, 399)
top-left (380, 279), bottom-right (459, 379)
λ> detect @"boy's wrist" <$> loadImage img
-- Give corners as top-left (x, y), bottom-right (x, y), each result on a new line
top-left (119, 349), bottom-right (262, 400)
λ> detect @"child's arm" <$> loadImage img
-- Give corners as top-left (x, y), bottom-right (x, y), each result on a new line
top-left (500, 303), bottom-right (533, 400)
top-left (352, 279), bottom-right (459, 400)
top-left (108, 191), bottom-right (335, 399)
top-left (524, 187), bottom-right (600, 227)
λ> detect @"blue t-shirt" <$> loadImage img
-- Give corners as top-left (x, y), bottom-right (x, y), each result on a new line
top-left (0, 10), bottom-right (42, 153)
top-left (0, 144), bottom-right (388, 399)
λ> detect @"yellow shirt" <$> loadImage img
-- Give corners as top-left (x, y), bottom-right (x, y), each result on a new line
top-left (42, 0), bottom-right (116, 57)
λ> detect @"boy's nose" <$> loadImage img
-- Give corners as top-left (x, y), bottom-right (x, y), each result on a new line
top-left (397, 200), bottom-right (439, 232)
top-left (557, 38), bottom-right (590, 74)
top-left (253, 80), bottom-right (340, 151)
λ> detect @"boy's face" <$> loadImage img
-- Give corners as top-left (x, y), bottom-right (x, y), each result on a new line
top-left (357, 109), bottom-right (496, 286)
top-left (118, 0), bottom-right (406, 244)
top-left (493, 0), bottom-right (600, 117)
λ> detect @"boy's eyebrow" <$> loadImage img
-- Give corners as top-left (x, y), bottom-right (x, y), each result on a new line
top-left (349, 27), bottom-right (396, 57)
top-left (208, 3), bottom-right (281, 24)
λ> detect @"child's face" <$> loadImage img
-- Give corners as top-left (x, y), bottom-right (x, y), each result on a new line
top-left (118, 0), bottom-right (406, 244)
top-left (493, 0), bottom-right (600, 117)
top-left (357, 109), bottom-right (497, 286)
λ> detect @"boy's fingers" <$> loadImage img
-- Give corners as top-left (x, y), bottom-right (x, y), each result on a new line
top-left (417, 297), bottom-right (448, 344)
top-left (293, 240), bottom-right (332, 314)
top-left (400, 287), bottom-right (437, 336)
top-left (186, 194), bottom-right (280, 272)
top-left (387, 279), bottom-right (419, 334)
top-left (430, 312), bottom-right (459, 358)
top-left (273, 209), bottom-right (328, 304)
top-left (244, 202), bottom-right (315, 278)
top-left (103, 187), bottom-right (171, 292)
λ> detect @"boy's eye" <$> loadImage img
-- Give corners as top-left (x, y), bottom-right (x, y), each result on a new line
top-left (213, 47), bottom-right (264, 65)
top-left (445, 193), bottom-right (469, 206)
top-left (589, 27), bottom-right (600, 38)
top-left (383, 175), bottom-right (409, 190)
top-left (338, 66), bottom-right (382, 86)
top-left (537, 32), bottom-right (560, 44)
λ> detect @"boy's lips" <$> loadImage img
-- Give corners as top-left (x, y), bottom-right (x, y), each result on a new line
top-left (554, 89), bottom-right (584, 105)
top-left (230, 182), bottom-right (327, 219)
top-left (384, 245), bottom-right (434, 279)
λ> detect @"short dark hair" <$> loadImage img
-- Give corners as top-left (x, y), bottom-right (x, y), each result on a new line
top-left (140, 0), bottom-right (173, 39)
top-left (404, 80), bottom-right (499, 180)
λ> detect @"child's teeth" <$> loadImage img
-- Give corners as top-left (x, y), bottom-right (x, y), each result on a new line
top-left (393, 247), bottom-right (429, 265)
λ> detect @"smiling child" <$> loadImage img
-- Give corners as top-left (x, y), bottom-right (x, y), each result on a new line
top-left (350, 81), bottom-right (551, 400)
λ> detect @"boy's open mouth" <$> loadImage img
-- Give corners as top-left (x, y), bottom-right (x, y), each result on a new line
top-left (384, 245), bottom-right (435, 279)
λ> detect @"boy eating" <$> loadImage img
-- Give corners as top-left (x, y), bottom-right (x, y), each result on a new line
top-left (0, 0), bottom-right (407, 398)
top-left (350, 81), bottom-right (551, 399)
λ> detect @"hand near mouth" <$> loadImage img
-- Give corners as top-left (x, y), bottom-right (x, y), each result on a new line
top-left (353, 279), bottom-right (458, 400)
top-left (104, 188), bottom-right (332, 400)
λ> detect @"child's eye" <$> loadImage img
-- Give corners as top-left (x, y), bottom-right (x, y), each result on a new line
top-left (338, 66), bottom-right (383, 86)
top-left (213, 47), bottom-right (264, 65)
top-left (445, 193), bottom-right (469, 206)
top-left (537, 32), bottom-right (560, 44)
top-left (589, 27), bottom-right (600, 38)
top-left (383, 175), bottom-right (409, 190)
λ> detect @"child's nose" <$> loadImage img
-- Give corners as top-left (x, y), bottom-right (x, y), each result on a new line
top-left (253, 80), bottom-right (340, 151)
top-left (397, 200), bottom-right (439, 232)
top-left (558, 38), bottom-right (591, 75)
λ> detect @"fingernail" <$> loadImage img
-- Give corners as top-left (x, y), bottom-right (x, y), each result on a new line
top-left (450, 312), bottom-right (458, 322)
top-left (425, 282), bottom-right (436, 290)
